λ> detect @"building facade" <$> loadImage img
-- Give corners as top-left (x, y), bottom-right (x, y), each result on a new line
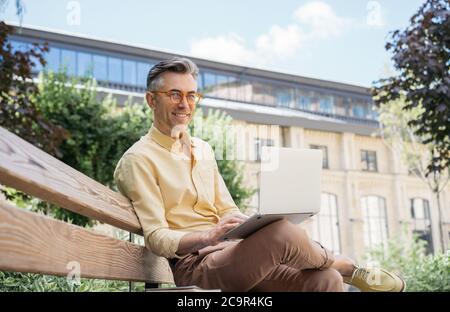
top-left (9, 24), bottom-right (450, 261)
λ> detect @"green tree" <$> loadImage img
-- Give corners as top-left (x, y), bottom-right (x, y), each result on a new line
top-left (372, 0), bottom-right (450, 176)
top-left (0, 21), bottom-right (66, 157)
top-left (376, 98), bottom-right (449, 251)
top-left (35, 71), bottom-right (151, 187)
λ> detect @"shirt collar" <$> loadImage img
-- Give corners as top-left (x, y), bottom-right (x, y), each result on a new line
top-left (148, 125), bottom-right (195, 151)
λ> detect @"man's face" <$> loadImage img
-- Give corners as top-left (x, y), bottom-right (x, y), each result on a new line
top-left (146, 72), bottom-right (198, 136)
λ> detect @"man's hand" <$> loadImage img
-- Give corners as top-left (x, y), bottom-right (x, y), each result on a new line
top-left (176, 212), bottom-right (249, 256)
top-left (205, 213), bottom-right (249, 246)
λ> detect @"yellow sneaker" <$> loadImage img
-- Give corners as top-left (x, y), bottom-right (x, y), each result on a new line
top-left (343, 266), bottom-right (406, 292)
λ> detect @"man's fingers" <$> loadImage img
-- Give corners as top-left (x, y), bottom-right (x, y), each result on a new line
top-left (221, 216), bottom-right (245, 225)
top-left (211, 220), bottom-right (245, 244)
top-left (225, 222), bottom-right (240, 228)
top-left (221, 213), bottom-right (248, 222)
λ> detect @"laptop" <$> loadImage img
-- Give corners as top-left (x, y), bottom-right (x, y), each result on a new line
top-left (219, 146), bottom-right (323, 241)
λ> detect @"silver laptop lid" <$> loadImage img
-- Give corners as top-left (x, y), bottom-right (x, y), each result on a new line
top-left (259, 147), bottom-right (322, 215)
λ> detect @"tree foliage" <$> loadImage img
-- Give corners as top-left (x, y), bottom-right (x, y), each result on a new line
top-left (0, 21), bottom-right (67, 156)
top-left (372, 0), bottom-right (450, 176)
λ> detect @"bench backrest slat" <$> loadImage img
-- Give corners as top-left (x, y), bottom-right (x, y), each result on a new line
top-left (0, 126), bottom-right (142, 235)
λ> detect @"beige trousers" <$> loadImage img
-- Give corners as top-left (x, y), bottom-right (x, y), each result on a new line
top-left (172, 219), bottom-right (344, 292)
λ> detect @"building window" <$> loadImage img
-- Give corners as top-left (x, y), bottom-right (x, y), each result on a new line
top-left (361, 150), bottom-right (378, 172)
top-left (123, 59), bottom-right (137, 85)
top-left (319, 95), bottom-right (335, 114)
top-left (45, 46), bottom-right (61, 73)
top-left (203, 72), bottom-right (217, 91)
top-left (215, 75), bottom-right (230, 99)
top-left (296, 89), bottom-right (312, 110)
top-left (252, 82), bottom-right (276, 106)
top-left (108, 57), bottom-right (122, 83)
top-left (361, 196), bottom-right (388, 249)
top-left (311, 193), bottom-right (341, 254)
top-left (411, 198), bottom-right (433, 254)
top-left (275, 87), bottom-right (294, 108)
top-left (77, 52), bottom-right (93, 77)
top-left (254, 138), bottom-right (274, 161)
top-left (93, 54), bottom-right (107, 81)
top-left (352, 105), bottom-right (365, 118)
top-left (227, 75), bottom-right (239, 101)
top-left (310, 145), bottom-right (329, 169)
top-left (137, 62), bottom-right (152, 88)
top-left (61, 49), bottom-right (76, 76)
top-left (198, 72), bottom-right (205, 92)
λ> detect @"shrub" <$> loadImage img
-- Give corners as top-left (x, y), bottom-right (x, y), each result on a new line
top-left (365, 235), bottom-right (450, 292)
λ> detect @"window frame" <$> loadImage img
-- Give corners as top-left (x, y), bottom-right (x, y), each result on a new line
top-left (361, 150), bottom-right (378, 172)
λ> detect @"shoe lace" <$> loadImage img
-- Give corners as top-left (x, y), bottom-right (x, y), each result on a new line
top-left (352, 268), bottom-right (370, 282)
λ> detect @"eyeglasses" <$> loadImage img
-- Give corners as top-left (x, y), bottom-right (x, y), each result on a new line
top-left (150, 90), bottom-right (203, 105)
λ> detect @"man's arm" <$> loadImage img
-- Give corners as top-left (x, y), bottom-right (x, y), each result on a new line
top-left (176, 214), bottom-right (247, 256)
top-left (115, 154), bottom-right (187, 259)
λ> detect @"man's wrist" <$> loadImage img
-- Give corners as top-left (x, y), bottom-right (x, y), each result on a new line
top-left (201, 230), bottom-right (211, 248)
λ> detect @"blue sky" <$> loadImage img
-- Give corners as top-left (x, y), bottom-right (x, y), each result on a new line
top-left (1, 0), bottom-right (426, 87)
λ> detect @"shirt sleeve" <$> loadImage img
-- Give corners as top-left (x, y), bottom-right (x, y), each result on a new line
top-left (114, 153), bottom-right (187, 259)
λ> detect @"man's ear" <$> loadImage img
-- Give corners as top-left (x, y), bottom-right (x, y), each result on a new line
top-left (145, 92), bottom-right (155, 110)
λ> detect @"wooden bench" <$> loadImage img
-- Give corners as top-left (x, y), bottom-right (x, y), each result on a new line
top-left (0, 126), bottom-right (176, 290)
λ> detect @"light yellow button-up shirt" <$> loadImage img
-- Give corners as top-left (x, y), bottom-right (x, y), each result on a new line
top-left (114, 125), bottom-right (240, 259)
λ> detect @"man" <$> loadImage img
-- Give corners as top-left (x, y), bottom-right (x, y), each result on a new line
top-left (114, 57), bottom-right (405, 292)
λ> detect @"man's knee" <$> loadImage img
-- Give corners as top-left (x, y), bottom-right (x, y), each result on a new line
top-left (320, 268), bottom-right (344, 292)
top-left (262, 219), bottom-right (309, 246)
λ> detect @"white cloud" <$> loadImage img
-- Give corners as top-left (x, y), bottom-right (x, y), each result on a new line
top-left (189, 1), bottom-right (353, 65)
top-left (256, 24), bottom-right (305, 58)
top-left (294, 1), bottom-right (353, 39)
top-left (189, 33), bottom-right (255, 64)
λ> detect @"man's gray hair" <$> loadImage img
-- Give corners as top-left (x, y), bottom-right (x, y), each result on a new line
top-left (146, 57), bottom-right (199, 91)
